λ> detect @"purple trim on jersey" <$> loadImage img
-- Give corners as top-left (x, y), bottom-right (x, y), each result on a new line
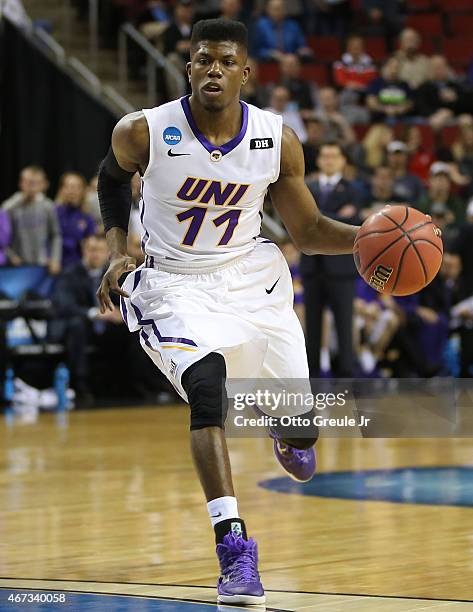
top-left (180, 95), bottom-right (249, 156)
top-left (140, 182), bottom-right (145, 225)
top-left (132, 270), bottom-right (142, 291)
top-left (140, 188), bottom-right (151, 256)
top-left (141, 328), bottom-right (154, 351)
top-left (120, 296), bottom-right (128, 326)
top-left (121, 271), bottom-right (197, 346)
top-left (129, 297), bottom-right (197, 348)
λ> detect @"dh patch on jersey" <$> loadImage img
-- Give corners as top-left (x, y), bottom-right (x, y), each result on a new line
top-left (163, 126), bottom-right (182, 145)
top-left (250, 138), bottom-right (274, 150)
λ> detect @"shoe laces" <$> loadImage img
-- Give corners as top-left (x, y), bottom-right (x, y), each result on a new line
top-left (218, 537), bottom-right (260, 583)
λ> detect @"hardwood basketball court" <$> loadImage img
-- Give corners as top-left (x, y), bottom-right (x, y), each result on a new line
top-left (1, 406), bottom-right (472, 610)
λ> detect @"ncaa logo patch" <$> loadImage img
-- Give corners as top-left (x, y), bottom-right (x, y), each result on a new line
top-left (163, 126), bottom-right (182, 145)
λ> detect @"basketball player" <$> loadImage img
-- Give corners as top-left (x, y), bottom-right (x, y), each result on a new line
top-left (97, 19), bottom-right (359, 605)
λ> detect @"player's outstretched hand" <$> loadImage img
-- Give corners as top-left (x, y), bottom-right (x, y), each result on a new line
top-left (97, 255), bottom-right (136, 313)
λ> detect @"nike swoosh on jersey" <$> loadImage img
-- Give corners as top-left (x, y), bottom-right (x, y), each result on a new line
top-left (168, 149), bottom-right (191, 157)
top-left (266, 278), bottom-right (280, 294)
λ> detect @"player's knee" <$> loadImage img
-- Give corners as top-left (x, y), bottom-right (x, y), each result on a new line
top-left (272, 408), bottom-right (319, 450)
top-left (182, 353), bottom-right (227, 431)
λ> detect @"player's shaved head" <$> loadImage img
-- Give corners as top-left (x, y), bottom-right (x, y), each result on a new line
top-left (190, 18), bottom-right (248, 56)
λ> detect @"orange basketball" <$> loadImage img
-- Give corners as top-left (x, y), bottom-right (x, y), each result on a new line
top-left (353, 205), bottom-right (443, 296)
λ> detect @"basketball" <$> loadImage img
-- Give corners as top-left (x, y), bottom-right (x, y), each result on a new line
top-left (354, 205), bottom-right (443, 296)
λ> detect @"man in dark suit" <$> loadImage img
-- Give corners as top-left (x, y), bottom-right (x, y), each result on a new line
top-left (300, 142), bottom-right (361, 377)
top-left (49, 235), bottom-right (171, 404)
top-left (48, 234), bottom-right (125, 401)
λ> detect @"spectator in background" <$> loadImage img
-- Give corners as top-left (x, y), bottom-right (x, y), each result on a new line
top-left (354, 281), bottom-right (400, 374)
top-left (265, 85), bottom-right (307, 141)
top-left (300, 142), bottom-right (360, 377)
top-left (48, 234), bottom-right (132, 404)
top-left (193, 0), bottom-right (220, 19)
top-left (362, 165), bottom-right (403, 219)
top-left (49, 234), bottom-right (169, 403)
top-left (343, 160), bottom-right (369, 204)
top-left (361, 0), bottom-right (402, 47)
top-left (162, 0), bottom-right (193, 58)
top-left (405, 125), bottom-right (435, 183)
top-left (278, 53), bottom-right (316, 114)
top-left (315, 87), bottom-right (356, 149)
top-left (280, 241), bottom-right (305, 327)
top-left (310, 0), bottom-right (350, 37)
top-left (411, 273), bottom-right (451, 376)
top-left (447, 249), bottom-right (473, 378)
top-left (302, 116), bottom-right (326, 179)
top-left (394, 28), bottom-right (430, 90)
top-left (139, 1), bottom-right (171, 45)
top-left (241, 58), bottom-right (268, 107)
top-left (386, 140), bottom-right (424, 203)
top-left (218, 0), bottom-right (244, 22)
top-left (334, 34), bottom-right (378, 125)
top-left (162, 0), bottom-right (194, 97)
top-left (253, 0), bottom-right (312, 62)
top-left (416, 56), bottom-right (468, 131)
top-left (417, 162), bottom-right (465, 229)
top-left (55, 172), bottom-right (96, 269)
top-left (367, 57), bottom-right (414, 123)
top-left (363, 124), bottom-right (394, 169)
top-left (430, 202), bottom-right (458, 251)
top-left (1, 166), bottom-right (61, 274)
top-left (452, 116), bottom-right (473, 182)
top-left (0, 210), bottom-right (11, 266)
top-left (453, 211), bottom-right (473, 298)
top-left (85, 174), bottom-right (102, 225)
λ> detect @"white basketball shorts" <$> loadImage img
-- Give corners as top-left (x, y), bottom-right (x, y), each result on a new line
top-left (120, 239), bottom-right (309, 401)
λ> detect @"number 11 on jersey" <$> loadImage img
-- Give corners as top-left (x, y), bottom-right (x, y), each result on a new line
top-left (177, 206), bottom-right (242, 247)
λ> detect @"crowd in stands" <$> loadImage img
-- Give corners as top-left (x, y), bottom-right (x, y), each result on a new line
top-left (0, 166), bottom-right (167, 405)
top-left (4, 0), bottom-right (473, 401)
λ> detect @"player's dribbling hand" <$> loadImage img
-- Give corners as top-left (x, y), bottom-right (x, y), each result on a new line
top-left (97, 255), bottom-right (136, 313)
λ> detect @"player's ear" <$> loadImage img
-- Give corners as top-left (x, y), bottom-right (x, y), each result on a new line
top-left (186, 61), bottom-right (192, 83)
top-left (242, 64), bottom-right (250, 86)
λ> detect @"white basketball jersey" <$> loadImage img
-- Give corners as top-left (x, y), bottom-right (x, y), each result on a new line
top-left (140, 96), bottom-right (282, 269)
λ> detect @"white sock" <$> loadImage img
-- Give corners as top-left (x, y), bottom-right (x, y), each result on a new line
top-left (207, 496), bottom-right (239, 528)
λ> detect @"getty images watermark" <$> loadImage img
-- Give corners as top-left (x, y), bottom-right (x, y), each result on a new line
top-left (232, 388), bottom-right (370, 429)
top-left (224, 378), bottom-right (471, 438)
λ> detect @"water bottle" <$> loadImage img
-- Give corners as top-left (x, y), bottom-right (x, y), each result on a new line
top-left (54, 364), bottom-right (70, 412)
top-left (4, 368), bottom-right (15, 403)
top-left (444, 335), bottom-right (460, 377)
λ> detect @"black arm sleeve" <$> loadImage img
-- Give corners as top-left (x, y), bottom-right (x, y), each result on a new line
top-left (97, 147), bottom-right (135, 233)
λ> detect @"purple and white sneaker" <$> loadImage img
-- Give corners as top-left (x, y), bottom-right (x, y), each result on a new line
top-left (270, 431), bottom-right (316, 482)
top-left (216, 532), bottom-right (265, 605)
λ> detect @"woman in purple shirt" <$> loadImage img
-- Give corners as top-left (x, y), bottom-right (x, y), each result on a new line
top-left (55, 173), bottom-right (96, 268)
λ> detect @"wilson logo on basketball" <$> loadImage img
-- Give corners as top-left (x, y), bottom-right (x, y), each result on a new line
top-left (369, 264), bottom-right (393, 291)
